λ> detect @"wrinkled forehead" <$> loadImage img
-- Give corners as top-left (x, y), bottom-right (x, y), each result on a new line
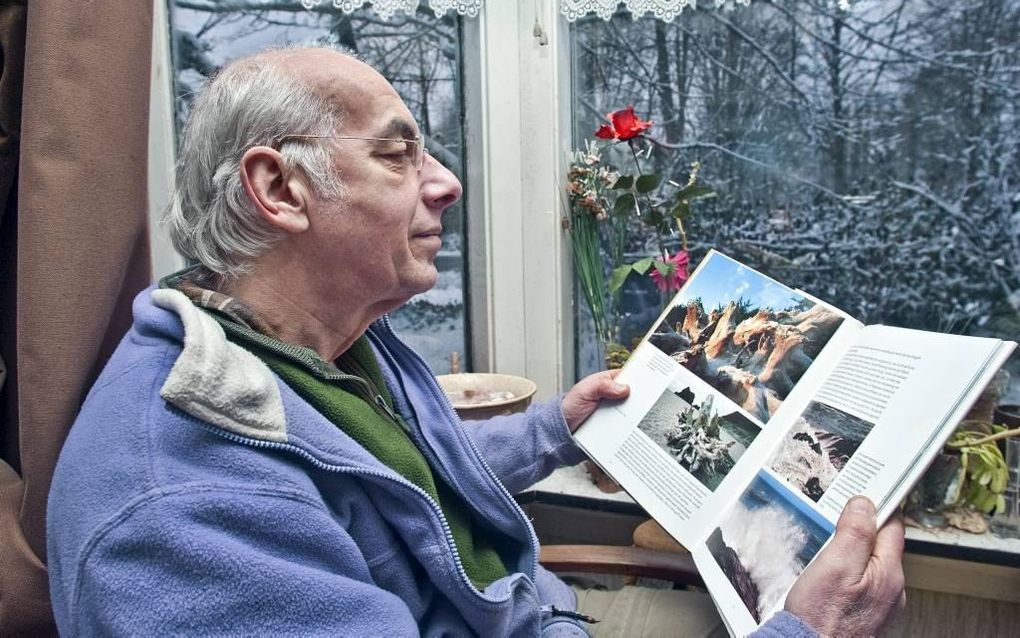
top-left (284, 50), bottom-right (417, 136)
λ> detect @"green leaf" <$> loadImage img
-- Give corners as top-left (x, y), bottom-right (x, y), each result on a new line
top-left (641, 207), bottom-right (671, 234)
top-left (635, 174), bottom-right (661, 194)
top-left (676, 184), bottom-right (715, 200)
top-left (652, 260), bottom-right (673, 277)
top-left (981, 491), bottom-right (997, 513)
top-left (641, 207), bottom-right (664, 226)
top-left (611, 175), bottom-right (634, 190)
top-left (613, 193), bottom-right (637, 216)
top-left (609, 265), bottom-right (633, 294)
top-left (670, 200), bottom-right (691, 220)
top-left (992, 469), bottom-right (1007, 493)
top-left (631, 257), bottom-right (654, 274)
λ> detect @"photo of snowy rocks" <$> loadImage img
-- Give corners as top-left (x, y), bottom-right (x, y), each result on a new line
top-left (648, 254), bottom-right (844, 424)
top-left (769, 401), bottom-right (875, 502)
top-left (637, 384), bottom-right (760, 491)
top-left (707, 471), bottom-right (834, 623)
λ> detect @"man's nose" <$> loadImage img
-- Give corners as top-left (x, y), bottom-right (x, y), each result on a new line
top-left (421, 153), bottom-right (463, 212)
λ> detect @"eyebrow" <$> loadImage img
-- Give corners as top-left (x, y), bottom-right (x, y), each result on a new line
top-left (377, 118), bottom-right (419, 140)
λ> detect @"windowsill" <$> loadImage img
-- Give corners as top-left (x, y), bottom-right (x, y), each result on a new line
top-left (519, 464), bottom-right (1020, 568)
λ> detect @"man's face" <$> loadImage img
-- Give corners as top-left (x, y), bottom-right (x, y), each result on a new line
top-left (295, 53), bottom-right (462, 312)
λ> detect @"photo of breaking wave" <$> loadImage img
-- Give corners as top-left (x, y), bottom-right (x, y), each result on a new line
top-left (647, 253), bottom-right (843, 424)
top-left (638, 384), bottom-right (760, 491)
top-left (707, 471), bottom-right (834, 623)
top-left (769, 400), bottom-right (875, 502)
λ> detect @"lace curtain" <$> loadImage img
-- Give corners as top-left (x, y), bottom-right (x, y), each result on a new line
top-left (298, 1), bottom-right (851, 22)
top-left (298, 0), bottom-right (483, 20)
top-left (560, 1), bottom-right (853, 22)
top-left (562, 0), bottom-right (739, 22)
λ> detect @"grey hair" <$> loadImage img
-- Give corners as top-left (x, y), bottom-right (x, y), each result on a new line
top-left (165, 48), bottom-right (347, 277)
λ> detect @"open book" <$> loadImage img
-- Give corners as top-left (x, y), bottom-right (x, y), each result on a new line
top-left (573, 250), bottom-right (1016, 635)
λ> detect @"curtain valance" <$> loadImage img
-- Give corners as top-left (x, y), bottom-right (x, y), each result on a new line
top-left (298, 0), bottom-right (482, 20)
top-left (297, 1), bottom-right (852, 22)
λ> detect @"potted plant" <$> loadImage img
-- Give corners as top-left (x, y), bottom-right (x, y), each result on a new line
top-left (564, 106), bottom-right (714, 368)
top-left (908, 372), bottom-right (1020, 533)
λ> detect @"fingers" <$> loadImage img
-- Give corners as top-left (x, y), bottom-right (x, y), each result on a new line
top-left (562, 372), bottom-right (629, 433)
top-left (787, 498), bottom-right (906, 636)
top-left (873, 514), bottom-right (907, 613)
top-left (597, 373), bottom-right (629, 400)
top-left (581, 370), bottom-right (629, 401)
top-left (825, 496), bottom-right (878, 579)
top-left (563, 371), bottom-right (624, 430)
top-left (873, 514), bottom-right (906, 569)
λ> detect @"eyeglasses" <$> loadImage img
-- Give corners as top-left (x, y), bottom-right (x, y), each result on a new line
top-left (270, 133), bottom-right (429, 172)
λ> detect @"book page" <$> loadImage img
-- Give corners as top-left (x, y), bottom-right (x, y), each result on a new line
top-left (574, 251), bottom-right (861, 547)
top-left (691, 327), bottom-right (1014, 635)
top-left (769, 327), bottom-right (1013, 520)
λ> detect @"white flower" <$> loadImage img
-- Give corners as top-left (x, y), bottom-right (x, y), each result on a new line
top-left (581, 139), bottom-right (602, 165)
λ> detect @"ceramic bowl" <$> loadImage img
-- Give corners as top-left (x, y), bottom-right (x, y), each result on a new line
top-left (435, 373), bottom-right (538, 421)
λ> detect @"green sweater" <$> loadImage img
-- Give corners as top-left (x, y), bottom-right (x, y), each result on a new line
top-left (210, 316), bottom-right (508, 590)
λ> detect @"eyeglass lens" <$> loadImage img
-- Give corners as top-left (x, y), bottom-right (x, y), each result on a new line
top-left (413, 136), bottom-right (425, 171)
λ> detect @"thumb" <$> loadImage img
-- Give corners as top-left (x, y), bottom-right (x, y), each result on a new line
top-left (824, 496), bottom-right (877, 579)
top-left (562, 371), bottom-right (629, 433)
top-left (574, 370), bottom-right (627, 402)
top-left (595, 374), bottom-right (629, 400)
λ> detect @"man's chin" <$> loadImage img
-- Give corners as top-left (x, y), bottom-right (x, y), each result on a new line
top-left (401, 266), bottom-right (439, 299)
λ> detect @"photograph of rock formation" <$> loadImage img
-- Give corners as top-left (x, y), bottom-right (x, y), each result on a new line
top-left (707, 471), bottom-right (834, 623)
top-left (648, 254), bottom-right (844, 424)
top-left (638, 384), bottom-right (760, 490)
top-left (768, 401), bottom-right (875, 502)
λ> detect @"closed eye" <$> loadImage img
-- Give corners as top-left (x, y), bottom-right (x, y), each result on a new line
top-left (374, 139), bottom-right (412, 159)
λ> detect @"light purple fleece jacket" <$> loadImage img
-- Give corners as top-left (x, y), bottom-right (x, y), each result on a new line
top-left (47, 287), bottom-right (816, 636)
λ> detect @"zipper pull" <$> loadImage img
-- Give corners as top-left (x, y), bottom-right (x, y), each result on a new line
top-left (540, 605), bottom-right (599, 624)
top-left (374, 394), bottom-right (399, 422)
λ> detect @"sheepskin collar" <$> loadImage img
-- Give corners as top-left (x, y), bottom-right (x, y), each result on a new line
top-left (150, 288), bottom-right (287, 443)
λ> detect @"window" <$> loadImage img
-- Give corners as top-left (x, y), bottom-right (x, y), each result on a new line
top-left (570, 2), bottom-right (1019, 390)
top-left (167, 1), bottom-right (471, 374)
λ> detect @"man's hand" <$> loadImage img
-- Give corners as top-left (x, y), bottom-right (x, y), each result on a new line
top-left (561, 370), bottom-right (630, 433)
top-left (785, 496), bottom-right (906, 636)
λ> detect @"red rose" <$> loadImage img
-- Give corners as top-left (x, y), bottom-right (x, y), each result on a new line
top-left (594, 106), bottom-right (653, 141)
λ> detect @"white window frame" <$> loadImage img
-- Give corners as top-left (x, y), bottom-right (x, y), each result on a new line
top-left (148, 0), bottom-right (185, 279)
top-left (147, 0), bottom-right (577, 397)
top-left (472, 0), bottom-right (576, 398)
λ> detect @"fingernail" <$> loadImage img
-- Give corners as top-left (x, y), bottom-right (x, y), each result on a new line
top-left (849, 496), bottom-right (874, 516)
top-left (612, 382), bottom-right (627, 392)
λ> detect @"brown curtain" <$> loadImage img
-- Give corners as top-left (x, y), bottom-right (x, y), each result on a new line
top-left (0, 1), bottom-right (153, 633)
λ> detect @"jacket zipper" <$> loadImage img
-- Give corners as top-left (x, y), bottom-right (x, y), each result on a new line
top-left (376, 316), bottom-right (542, 582)
top-left (211, 311), bottom-right (541, 583)
top-left (198, 422), bottom-right (518, 605)
top-left (540, 605), bottom-right (599, 625)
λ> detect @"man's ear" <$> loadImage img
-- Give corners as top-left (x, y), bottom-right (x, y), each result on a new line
top-left (239, 147), bottom-right (311, 234)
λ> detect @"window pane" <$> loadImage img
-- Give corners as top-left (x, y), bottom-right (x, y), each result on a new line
top-left (571, 3), bottom-right (1019, 399)
top-left (168, 1), bottom-right (469, 374)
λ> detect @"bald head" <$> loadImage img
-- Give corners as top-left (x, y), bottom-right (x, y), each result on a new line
top-left (166, 45), bottom-right (373, 277)
top-left (235, 47), bottom-right (402, 129)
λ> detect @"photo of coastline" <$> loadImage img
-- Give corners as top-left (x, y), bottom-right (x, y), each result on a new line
top-left (769, 401), bottom-right (876, 502)
top-left (638, 382), bottom-right (760, 490)
top-left (706, 471), bottom-right (834, 623)
top-left (647, 253), bottom-right (844, 424)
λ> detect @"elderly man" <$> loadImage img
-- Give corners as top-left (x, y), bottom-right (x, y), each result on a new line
top-left (47, 46), bottom-right (904, 636)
